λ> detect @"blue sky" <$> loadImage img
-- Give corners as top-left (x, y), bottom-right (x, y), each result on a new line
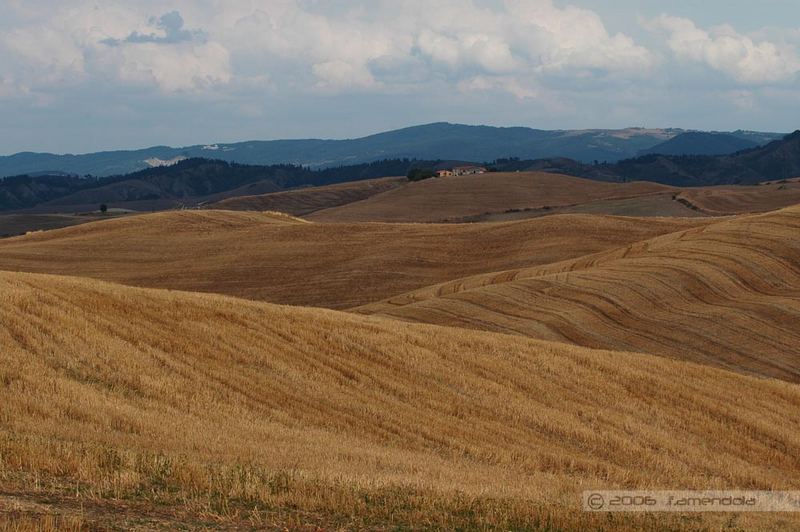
top-left (0, 1), bottom-right (798, 154)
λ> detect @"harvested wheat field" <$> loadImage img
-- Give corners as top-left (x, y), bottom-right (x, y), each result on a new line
top-left (293, 171), bottom-right (800, 223)
top-left (306, 172), bottom-right (672, 222)
top-left (0, 209), bottom-right (706, 309)
top-left (2, 271), bottom-right (800, 530)
top-left (211, 176), bottom-right (406, 215)
top-left (677, 178), bottom-right (800, 215)
top-left (468, 191), bottom-right (706, 221)
top-left (360, 204), bottom-right (800, 382)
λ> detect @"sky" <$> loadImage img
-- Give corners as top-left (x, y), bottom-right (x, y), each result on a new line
top-left (0, 0), bottom-right (799, 154)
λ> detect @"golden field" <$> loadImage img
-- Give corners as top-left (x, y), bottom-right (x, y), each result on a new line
top-left (3, 171), bottom-right (800, 530)
top-left (305, 172), bottom-right (673, 222)
top-left (208, 171), bottom-right (800, 223)
top-left (0, 209), bottom-right (705, 309)
top-left (360, 204), bottom-right (800, 382)
top-left (211, 176), bottom-right (406, 216)
top-left (2, 271), bottom-right (800, 530)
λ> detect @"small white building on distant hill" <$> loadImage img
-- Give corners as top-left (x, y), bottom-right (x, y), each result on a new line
top-left (451, 165), bottom-right (487, 176)
top-left (436, 166), bottom-right (487, 177)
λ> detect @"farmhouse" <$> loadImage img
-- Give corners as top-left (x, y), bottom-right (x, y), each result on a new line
top-left (436, 166), bottom-right (486, 177)
top-left (452, 165), bottom-right (487, 176)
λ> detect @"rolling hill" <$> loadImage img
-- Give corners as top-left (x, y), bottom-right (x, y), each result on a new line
top-left (598, 131), bottom-right (800, 186)
top-left (0, 210), bottom-right (706, 309)
top-left (6, 168), bottom-right (799, 237)
top-left (0, 158), bottom-right (425, 213)
top-left (211, 176), bottom-right (406, 216)
top-left (2, 270), bottom-right (799, 530)
top-left (678, 178), bottom-right (800, 215)
top-left (298, 171), bottom-right (800, 223)
top-left (306, 172), bottom-right (673, 223)
top-left (359, 205), bottom-right (800, 382)
top-left (640, 131), bottom-right (758, 156)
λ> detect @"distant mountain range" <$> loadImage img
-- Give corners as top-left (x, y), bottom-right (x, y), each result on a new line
top-left (0, 123), bottom-right (784, 178)
top-left (3, 129), bottom-right (799, 212)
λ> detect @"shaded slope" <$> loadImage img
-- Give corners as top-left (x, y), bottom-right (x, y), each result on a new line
top-left (0, 210), bottom-right (705, 309)
top-left (602, 131), bottom-right (800, 186)
top-left (2, 271), bottom-right (799, 530)
top-left (640, 131), bottom-right (758, 156)
top-left (360, 205), bottom-right (800, 382)
top-left (0, 212), bottom-right (129, 238)
top-left (507, 131), bottom-right (800, 186)
top-left (0, 158), bottom-right (428, 212)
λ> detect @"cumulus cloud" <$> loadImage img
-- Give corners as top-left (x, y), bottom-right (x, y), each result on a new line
top-left (1, 0), bottom-right (798, 131)
top-left (1, 5), bottom-right (230, 94)
top-left (102, 11), bottom-right (205, 46)
top-left (0, 0), bottom-right (656, 101)
top-left (504, 0), bottom-right (654, 74)
top-left (3, 24), bottom-right (86, 84)
top-left (651, 15), bottom-right (800, 84)
top-left (110, 41), bottom-right (231, 92)
top-left (96, 9), bottom-right (229, 92)
top-left (214, 0), bottom-right (654, 98)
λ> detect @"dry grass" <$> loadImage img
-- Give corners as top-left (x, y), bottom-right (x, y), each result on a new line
top-left (2, 270), bottom-right (800, 530)
top-left (0, 209), bottom-right (706, 309)
top-left (0, 510), bottom-right (85, 532)
top-left (211, 176), bottom-right (406, 215)
top-left (306, 172), bottom-right (673, 222)
top-left (678, 179), bottom-right (800, 215)
top-left (4, 175), bottom-right (800, 529)
top-left (360, 204), bottom-right (800, 382)
top-left (299, 171), bottom-right (800, 223)
top-left (472, 192), bottom-right (705, 221)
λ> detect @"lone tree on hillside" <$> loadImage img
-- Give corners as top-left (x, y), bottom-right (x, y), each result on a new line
top-left (99, 204), bottom-right (108, 214)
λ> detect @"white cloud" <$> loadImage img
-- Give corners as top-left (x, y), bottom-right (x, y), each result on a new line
top-left (504, 0), bottom-right (654, 73)
top-left (1, 0), bottom-right (797, 122)
top-left (0, 0), bottom-right (658, 101)
top-left (457, 75), bottom-right (539, 100)
top-left (1, 3), bottom-right (231, 94)
top-left (651, 15), bottom-right (800, 84)
top-left (312, 60), bottom-right (377, 90)
top-left (111, 41), bottom-right (231, 92)
top-left (219, 0), bottom-right (654, 98)
top-left (3, 25), bottom-right (85, 84)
